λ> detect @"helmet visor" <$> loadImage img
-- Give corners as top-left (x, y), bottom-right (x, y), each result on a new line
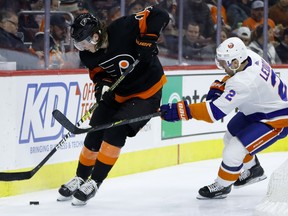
top-left (73, 36), bottom-right (97, 51)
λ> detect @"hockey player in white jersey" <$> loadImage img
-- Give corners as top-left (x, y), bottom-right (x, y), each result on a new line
top-left (160, 37), bottom-right (288, 199)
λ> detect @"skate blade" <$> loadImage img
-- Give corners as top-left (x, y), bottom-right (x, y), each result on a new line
top-left (234, 174), bottom-right (267, 189)
top-left (196, 194), bottom-right (228, 200)
top-left (57, 195), bottom-right (72, 202)
top-left (71, 198), bottom-right (87, 206)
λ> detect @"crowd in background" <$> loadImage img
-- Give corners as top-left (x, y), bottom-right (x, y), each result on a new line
top-left (0, 0), bottom-right (288, 70)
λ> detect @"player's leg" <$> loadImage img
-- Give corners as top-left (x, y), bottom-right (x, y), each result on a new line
top-left (233, 123), bottom-right (288, 188)
top-left (198, 119), bottom-right (288, 199)
top-left (197, 135), bottom-right (247, 199)
top-left (72, 91), bottom-right (162, 205)
top-left (222, 112), bottom-right (266, 188)
top-left (197, 113), bottom-right (252, 199)
top-left (57, 100), bottom-right (117, 201)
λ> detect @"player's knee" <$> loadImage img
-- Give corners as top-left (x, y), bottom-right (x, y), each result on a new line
top-left (223, 131), bottom-right (233, 147)
top-left (103, 125), bottom-right (130, 147)
top-left (222, 137), bottom-right (248, 166)
top-left (84, 131), bottom-right (103, 151)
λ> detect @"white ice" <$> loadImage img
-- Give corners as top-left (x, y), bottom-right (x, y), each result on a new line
top-left (0, 152), bottom-right (287, 216)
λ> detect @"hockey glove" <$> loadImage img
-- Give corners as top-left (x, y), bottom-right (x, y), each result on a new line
top-left (160, 100), bottom-right (192, 122)
top-left (206, 75), bottom-right (230, 101)
top-left (94, 78), bottom-right (113, 103)
top-left (136, 34), bottom-right (158, 61)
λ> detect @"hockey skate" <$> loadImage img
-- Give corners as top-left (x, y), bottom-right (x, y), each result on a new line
top-left (197, 182), bottom-right (232, 200)
top-left (234, 156), bottom-right (267, 189)
top-left (71, 179), bottom-right (98, 206)
top-left (57, 176), bottom-right (84, 201)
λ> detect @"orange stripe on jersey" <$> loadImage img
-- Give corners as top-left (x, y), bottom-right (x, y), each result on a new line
top-left (218, 167), bottom-right (240, 181)
top-left (79, 146), bottom-right (98, 166)
top-left (246, 128), bottom-right (283, 152)
top-left (243, 154), bottom-right (253, 163)
top-left (188, 102), bottom-right (213, 123)
top-left (266, 119), bottom-right (288, 128)
top-left (89, 67), bottom-right (104, 81)
top-left (136, 8), bottom-right (151, 34)
top-left (97, 142), bottom-right (121, 165)
top-left (115, 74), bottom-right (167, 103)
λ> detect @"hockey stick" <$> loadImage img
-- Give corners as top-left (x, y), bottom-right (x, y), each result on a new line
top-left (53, 110), bottom-right (162, 134)
top-left (0, 134), bottom-right (70, 181)
top-left (0, 59), bottom-right (139, 181)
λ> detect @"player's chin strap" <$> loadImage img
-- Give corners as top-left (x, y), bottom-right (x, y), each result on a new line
top-left (0, 58), bottom-right (140, 181)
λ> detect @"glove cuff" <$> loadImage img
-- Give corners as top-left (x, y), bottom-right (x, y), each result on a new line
top-left (177, 101), bottom-right (192, 120)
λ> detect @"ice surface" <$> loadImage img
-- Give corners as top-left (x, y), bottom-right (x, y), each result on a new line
top-left (0, 152), bottom-right (287, 216)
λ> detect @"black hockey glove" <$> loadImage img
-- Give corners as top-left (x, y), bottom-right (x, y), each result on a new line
top-left (94, 78), bottom-right (113, 103)
top-left (136, 34), bottom-right (158, 61)
top-left (206, 76), bottom-right (230, 101)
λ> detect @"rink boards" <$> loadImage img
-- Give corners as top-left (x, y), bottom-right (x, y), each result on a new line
top-left (1, 65), bottom-right (288, 197)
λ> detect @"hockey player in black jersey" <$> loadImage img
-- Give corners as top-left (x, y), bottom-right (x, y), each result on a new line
top-left (57, 6), bottom-right (169, 206)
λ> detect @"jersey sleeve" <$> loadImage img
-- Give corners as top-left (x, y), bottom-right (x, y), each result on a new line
top-left (135, 6), bottom-right (170, 35)
top-left (188, 79), bottom-right (251, 122)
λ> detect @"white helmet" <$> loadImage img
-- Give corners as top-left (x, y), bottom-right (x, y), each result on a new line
top-left (215, 37), bottom-right (248, 71)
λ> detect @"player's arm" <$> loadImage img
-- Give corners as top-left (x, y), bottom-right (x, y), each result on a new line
top-left (135, 6), bottom-right (170, 61)
top-left (161, 80), bottom-right (248, 123)
top-left (160, 101), bottom-right (217, 123)
top-left (206, 75), bottom-right (231, 101)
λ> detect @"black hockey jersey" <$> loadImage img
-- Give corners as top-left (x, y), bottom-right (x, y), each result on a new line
top-left (79, 6), bottom-right (170, 103)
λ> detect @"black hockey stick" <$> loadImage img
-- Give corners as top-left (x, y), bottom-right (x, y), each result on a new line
top-left (0, 133), bottom-right (70, 181)
top-left (0, 59), bottom-right (139, 181)
top-left (53, 110), bottom-right (162, 134)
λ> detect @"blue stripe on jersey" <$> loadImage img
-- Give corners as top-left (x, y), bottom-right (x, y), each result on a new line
top-left (221, 161), bottom-right (243, 172)
top-left (209, 102), bottom-right (226, 120)
top-left (246, 107), bottom-right (288, 122)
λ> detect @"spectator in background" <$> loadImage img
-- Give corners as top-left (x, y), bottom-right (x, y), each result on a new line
top-left (30, 14), bottom-right (79, 69)
top-left (18, 0), bottom-right (40, 42)
top-left (30, 32), bottom-right (59, 68)
top-left (157, 0), bottom-right (177, 19)
top-left (36, 0), bottom-right (60, 33)
top-left (182, 0), bottom-right (214, 39)
top-left (51, 0), bottom-right (60, 10)
top-left (182, 22), bottom-right (209, 61)
top-left (226, 0), bottom-right (250, 30)
top-left (160, 14), bottom-right (178, 57)
top-left (206, 0), bottom-right (230, 29)
top-left (30, 0), bottom-right (44, 27)
top-left (0, 10), bottom-right (39, 69)
top-left (249, 24), bottom-right (281, 64)
top-left (59, 0), bottom-right (87, 21)
top-left (275, 28), bottom-right (288, 63)
top-left (154, 0), bottom-right (178, 57)
top-left (127, 0), bottom-right (145, 15)
top-left (236, 26), bottom-right (251, 46)
top-left (84, 0), bottom-right (118, 21)
top-left (201, 26), bottom-right (231, 61)
top-left (269, 0), bottom-right (288, 28)
top-left (49, 14), bottom-right (68, 53)
top-left (242, 0), bottom-right (276, 31)
top-left (107, 6), bottom-right (121, 25)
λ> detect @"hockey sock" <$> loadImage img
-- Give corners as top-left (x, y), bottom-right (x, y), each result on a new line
top-left (91, 141), bottom-right (121, 182)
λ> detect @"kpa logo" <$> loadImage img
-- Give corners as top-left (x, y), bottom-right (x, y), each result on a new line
top-left (19, 82), bottom-right (81, 144)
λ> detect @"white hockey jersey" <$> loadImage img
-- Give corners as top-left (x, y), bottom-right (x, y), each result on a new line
top-left (189, 50), bottom-right (288, 129)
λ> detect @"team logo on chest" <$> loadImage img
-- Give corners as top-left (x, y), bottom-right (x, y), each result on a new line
top-left (99, 54), bottom-right (135, 77)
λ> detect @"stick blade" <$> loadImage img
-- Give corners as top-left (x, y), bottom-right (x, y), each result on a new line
top-left (0, 171), bottom-right (33, 181)
top-left (52, 109), bottom-right (77, 133)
